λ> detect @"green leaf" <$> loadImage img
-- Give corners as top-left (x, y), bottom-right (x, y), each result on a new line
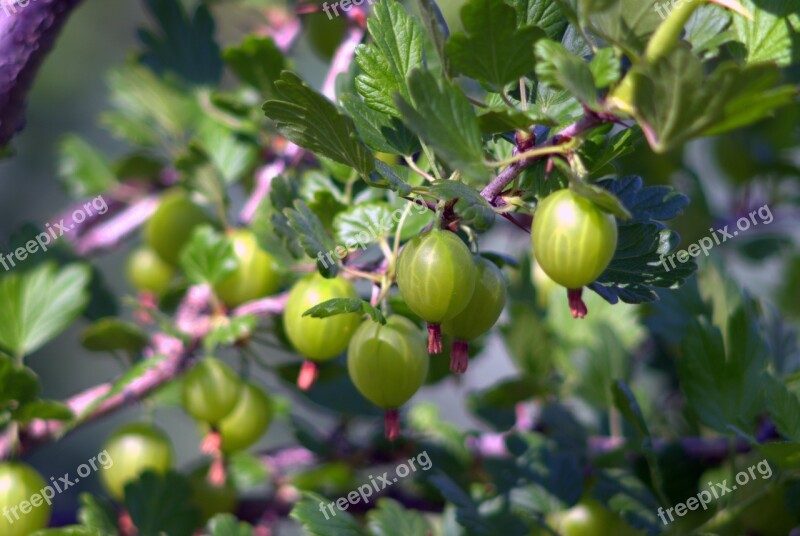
top-left (396, 69), bottom-right (486, 180)
top-left (340, 94), bottom-right (421, 156)
top-left (333, 202), bottom-right (395, 248)
top-left (0, 356), bottom-right (39, 409)
top-left (223, 35), bottom-right (285, 95)
top-left (0, 263), bottom-right (91, 357)
top-left (569, 180), bottom-right (632, 220)
top-left (631, 47), bottom-right (796, 152)
top-left (285, 200), bottom-right (338, 277)
top-left (206, 514), bottom-right (254, 536)
top-left (732, 0), bottom-right (800, 66)
top-left (31, 528), bottom-right (104, 536)
top-left (57, 136), bottom-right (117, 197)
top-left (124, 470), bottom-right (200, 536)
top-left (180, 226), bottom-right (238, 286)
top-left (367, 498), bottom-right (433, 536)
top-left (81, 318), bottom-right (149, 353)
top-left (354, 0), bottom-right (424, 117)
top-left (77, 493), bottom-right (119, 535)
top-left (467, 377), bottom-right (552, 429)
top-left (678, 304), bottom-right (768, 433)
top-left (138, 0), bottom-right (223, 85)
top-left (446, 0), bottom-right (545, 90)
top-left (263, 72), bottom-right (375, 175)
top-left (303, 298), bottom-right (385, 325)
top-left (368, 160), bottom-right (413, 196)
top-left (477, 106), bottom-right (557, 135)
top-left (429, 180), bottom-right (496, 230)
top-left (102, 65), bottom-right (197, 148)
top-left (685, 4), bottom-right (733, 56)
top-left (13, 400), bottom-right (73, 424)
top-left (512, 0), bottom-right (568, 39)
top-left (290, 492), bottom-right (368, 536)
top-left (227, 451), bottom-right (270, 492)
top-left (588, 47), bottom-right (620, 88)
top-left (585, 0), bottom-right (662, 56)
top-left (535, 39), bottom-right (599, 108)
top-left (195, 116), bottom-right (258, 184)
top-left (765, 374), bottom-right (800, 442)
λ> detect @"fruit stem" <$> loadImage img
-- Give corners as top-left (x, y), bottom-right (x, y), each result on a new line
top-left (427, 323), bottom-right (443, 354)
top-left (567, 288), bottom-right (588, 319)
top-left (297, 360), bottom-right (319, 391)
top-left (384, 409), bottom-right (400, 441)
top-left (645, 1), bottom-right (704, 63)
top-left (450, 339), bottom-right (470, 374)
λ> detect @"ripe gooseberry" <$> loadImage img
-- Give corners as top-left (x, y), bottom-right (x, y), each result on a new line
top-left (126, 247), bottom-right (175, 295)
top-left (284, 273), bottom-right (362, 390)
top-left (441, 257), bottom-right (507, 373)
top-left (214, 230), bottom-right (281, 307)
top-left (0, 462), bottom-right (50, 536)
top-left (100, 422), bottom-right (173, 500)
top-left (182, 357), bottom-right (241, 425)
top-left (347, 315), bottom-right (428, 440)
top-left (144, 189), bottom-right (214, 266)
top-left (217, 382), bottom-right (273, 454)
top-left (396, 229), bottom-right (477, 354)
top-left (532, 189), bottom-right (617, 318)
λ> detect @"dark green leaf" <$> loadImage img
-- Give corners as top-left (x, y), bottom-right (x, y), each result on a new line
top-left (395, 69), bottom-right (486, 181)
top-left (416, 0), bottom-right (453, 77)
top-left (206, 514), bottom-right (254, 536)
top-left (512, 0), bottom-right (568, 39)
top-left (355, 0), bottom-right (425, 117)
top-left (285, 200), bottom-right (338, 277)
top-left (535, 39), bottom-right (599, 108)
top-left (477, 106), bottom-right (557, 135)
top-left (263, 72), bottom-right (374, 175)
top-left (333, 202), bottom-right (395, 248)
top-left (765, 374), bottom-right (800, 442)
top-left (13, 400), bottom-right (73, 424)
top-left (732, 0), bottom-right (800, 67)
top-left (368, 160), bottom-right (413, 196)
top-left (77, 493), bottom-right (119, 535)
top-left (224, 35), bottom-right (285, 95)
top-left (446, 0), bottom-right (545, 90)
top-left (124, 470), bottom-right (200, 536)
top-left (138, 0), bottom-right (223, 85)
top-left (81, 318), bottom-right (149, 353)
top-left (367, 498), bottom-right (433, 536)
top-left (341, 94), bottom-right (420, 156)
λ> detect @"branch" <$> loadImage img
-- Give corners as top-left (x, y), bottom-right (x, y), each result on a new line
top-left (0, 0), bottom-right (85, 147)
top-left (480, 112), bottom-right (610, 205)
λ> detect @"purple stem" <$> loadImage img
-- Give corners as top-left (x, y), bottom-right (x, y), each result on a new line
top-left (0, 0), bottom-right (85, 147)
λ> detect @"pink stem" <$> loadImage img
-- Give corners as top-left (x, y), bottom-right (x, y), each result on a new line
top-left (384, 409), bottom-right (400, 441)
top-left (297, 360), bottom-right (319, 391)
top-left (567, 288), bottom-right (588, 319)
top-left (427, 323), bottom-right (442, 354)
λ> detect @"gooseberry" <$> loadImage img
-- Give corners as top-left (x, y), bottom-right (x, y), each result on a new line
top-left (181, 357), bottom-right (242, 425)
top-left (99, 422), bottom-right (173, 500)
top-left (217, 382), bottom-right (273, 454)
top-left (532, 189), bottom-right (617, 318)
top-left (126, 247), bottom-right (175, 295)
top-left (396, 229), bottom-right (477, 353)
top-left (347, 315), bottom-right (428, 439)
top-left (214, 230), bottom-right (281, 307)
top-left (284, 273), bottom-right (362, 389)
top-left (442, 257), bottom-right (507, 373)
top-left (0, 462), bottom-right (51, 536)
top-left (144, 190), bottom-right (214, 266)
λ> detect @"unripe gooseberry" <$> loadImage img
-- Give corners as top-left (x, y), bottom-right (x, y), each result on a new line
top-left (214, 230), bottom-right (281, 307)
top-left (99, 423), bottom-right (173, 500)
top-left (181, 358), bottom-right (241, 425)
top-left (442, 257), bottom-right (507, 373)
top-left (217, 382), bottom-right (273, 454)
top-left (144, 190), bottom-right (214, 266)
top-left (0, 462), bottom-right (50, 536)
top-left (347, 315), bottom-right (429, 439)
top-left (532, 189), bottom-right (617, 318)
top-left (396, 229), bottom-right (477, 354)
top-left (126, 247), bottom-right (175, 295)
top-left (284, 273), bottom-right (362, 389)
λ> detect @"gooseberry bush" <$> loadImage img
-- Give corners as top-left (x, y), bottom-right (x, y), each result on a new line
top-left (0, 0), bottom-right (799, 534)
